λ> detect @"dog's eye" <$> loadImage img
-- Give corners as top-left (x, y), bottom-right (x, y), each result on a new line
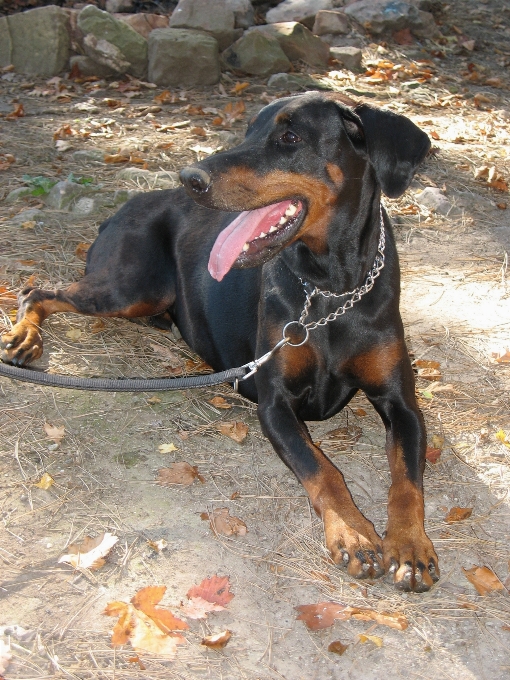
top-left (280, 131), bottom-right (301, 144)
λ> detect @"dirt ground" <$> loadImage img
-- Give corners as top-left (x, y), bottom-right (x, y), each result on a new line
top-left (1, 1), bottom-right (510, 678)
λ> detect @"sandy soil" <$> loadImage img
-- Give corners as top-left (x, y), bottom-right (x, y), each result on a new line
top-left (1, 1), bottom-right (510, 678)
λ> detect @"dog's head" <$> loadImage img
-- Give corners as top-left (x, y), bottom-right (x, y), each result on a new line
top-left (180, 92), bottom-right (430, 282)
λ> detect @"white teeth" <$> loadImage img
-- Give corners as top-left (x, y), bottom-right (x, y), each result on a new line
top-left (242, 242), bottom-right (249, 251)
top-left (286, 203), bottom-right (297, 216)
top-left (259, 231), bottom-right (266, 238)
top-left (269, 226), bottom-right (277, 233)
top-left (279, 216), bottom-right (287, 225)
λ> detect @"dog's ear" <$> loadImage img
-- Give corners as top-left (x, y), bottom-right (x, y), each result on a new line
top-left (351, 103), bottom-right (431, 198)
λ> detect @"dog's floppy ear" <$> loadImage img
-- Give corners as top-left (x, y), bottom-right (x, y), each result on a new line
top-left (353, 103), bottom-right (431, 198)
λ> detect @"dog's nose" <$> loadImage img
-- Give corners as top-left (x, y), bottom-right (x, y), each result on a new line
top-left (180, 166), bottom-right (212, 193)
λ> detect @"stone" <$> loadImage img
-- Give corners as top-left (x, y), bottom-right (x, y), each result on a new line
top-left (344, 0), bottom-right (438, 38)
top-left (44, 181), bottom-right (94, 211)
top-left (78, 5), bottom-right (148, 78)
top-left (70, 55), bottom-right (117, 79)
top-left (6, 187), bottom-right (34, 203)
top-left (222, 31), bottom-right (291, 76)
top-left (330, 45), bottom-right (362, 70)
top-left (73, 149), bottom-right (107, 163)
top-left (267, 72), bottom-right (319, 90)
top-left (250, 22), bottom-right (329, 69)
top-left (169, 0), bottom-right (241, 50)
top-left (116, 13), bottom-right (169, 40)
top-left (116, 167), bottom-right (179, 188)
top-left (106, 0), bottom-right (135, 12)
top-left (148, 28), bottom-right (220, 87)
top-left (10, 208), bottom-right (45, 224)
top-left (226, 0), bottom-right (255, 29)
top-left (0, 7), bottom-right (70, 77)
top-left (313, 10), bottom-right (349, 35)
top-left (414, 187), bottom-right (452, 216)
top-left (266, 0), bottom-right (334, 24)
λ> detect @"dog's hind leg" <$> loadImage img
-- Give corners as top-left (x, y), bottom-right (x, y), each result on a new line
top-left (0, 272), bottom-right (174, 366)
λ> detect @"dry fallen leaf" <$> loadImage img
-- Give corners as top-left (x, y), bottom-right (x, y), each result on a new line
top-left (328, 640), bottom-right (349, 656)
top-left (65, 328), bottom-right (82, 341)
top-left (34, 472), bottom-right (54, 490)
top-left (354, 408), bottom-right (367, 417)
top-left (216, 421), bottom-right (248, 443)
top-left (445, 506), bottom-right (472, 523)
top-left (131, 586), bottom-right (189, 634)
top-left (201, 507), bottom-right (247, 537)
top-left (426, 446), bottom-right (442, 464)
top-left (147, 538), bottom-right (167, 553)
top-left (415, 359), bottom-right (442, 380)
top-left (146, 396), bottom-right (161, 405)
top-left (0, 153), bottom-right (15, 171)
top-left (75, 242), bottom-right (90, 261)
top-left (156, 462), bottom-right (205, 486)
top-left (496, 430), bottom-right (510, 448)
top-left (58, 532), bottom-right (118, 570)
top-left (181, 596), bottom-right (224, 620)
top-left (296, 602), bottom-right (408, 631)
top-left (187, 574), bottom-right (234, 607)
top-left (462, 566), bottom-right (504, 596)
top-left (44, 422), bottom-right (65, 443)
top-left (359, 633), bottom-right (383, 647)
top-left (158, 443), bottom-right (178, 453)
top-left (201, 630), bottom-right (232, 649)
top-left (208, 396), bottom-right (232, 409)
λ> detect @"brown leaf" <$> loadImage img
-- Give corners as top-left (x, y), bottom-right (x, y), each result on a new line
top-left (202, 507), bottom-right (247, 537)
top-left (462, 566), bottom-right (504, 596)
top-left (128, 607), bottom-right (185, 656)
top-left (131, 585), bottom-right (189, 633)
top-left (156, 462), bottom-right (205, 486)
top-left (180, 596), bottom-right (225, 619)
top-left (354, 408), bottom-right (367, 417)
top-left (0, 153), bottom-right (15, 171)
top-left (75, 242), bottom-right (90, 261)
top-left (296, 602), bottom-right (408, 631)
top-left (104, 153), bottom-right (130, 164)
top-left (104, 601), bottom-right (134, 645)
top-left (323, 425), bottom-right (362, 445)
top-left (186, 575), bottom-right (234, 607)
top-left (191, 126), bottom-right (207, 137)
top-left (208, 396), bottom-right (232, 409)
top-left (415, 359), bottom-right (442, 380)
top-left (58, 532), bottom-right (118, 570)
top-left (185, 358), bottom-right (212, 373)
top-left (328, 640), bottom-right (349, 656)
top-left (445, 507), bottom-right (472, 523)
top-left (34, 472), bottom-right (54, 490)
top-left (487, 179), bottom-right (509, 192)
top-left (426, 446), bottom-right (441, 463)
top-left (201, 630), bottom-right (232, 649)
top-left (44, 422), bottom-right (65, 443)
top-left (359, 633), bottom-right (383, 647)
top-left (5, 103), bottom-right (24, 120)
top-left (216, 421), bottom-right (248, 443)
top-left (231, 81), bottom-right (250, 95)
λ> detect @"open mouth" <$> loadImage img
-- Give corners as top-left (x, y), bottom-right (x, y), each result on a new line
top-left (208, 199), bottom-right (305, 281)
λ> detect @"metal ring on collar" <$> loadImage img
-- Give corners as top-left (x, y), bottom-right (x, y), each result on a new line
top-left (282, 321), bottom-right (309, 347)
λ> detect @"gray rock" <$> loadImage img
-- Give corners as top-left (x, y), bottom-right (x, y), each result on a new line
top-left (344, 0), bottom-right (437, 38)
top-left (44, 181), bottom-right (93, 210)
top-left (113, 189), bottom-right (140, 204)
top-left (73, 149), bottom-right (107, 163)
top-left (313, 10), bottom-right (349, 36)
top-left (70, 55), bottom-right (117, 79)
top-left (0, 7), bottom-right (70, 76)
top-left (222, 31), bottom-right (291, 76)
top-left (11, 208), bottom-right (45, 224)
top-left (105, 0), bottom-right (135, 12)
top-left (116, 13), bottom-right (169, 40)
top-left (78, 5), bottom-right (148, 78)
top-left (169, 0), bottom-right (240, 50)
top-left (226, 0), bottom-right (255, 29)
top-left (72, 196), bottom-right (105, 216)
top-left (330, 45), bottom-right (362, 70)
top-left (116, 167), bottom-right (179, 188)
top-left (148, 28), bottom-right (220, 87)
top-left (414, 187), bottom-right (452, 216)
top-left (6, 187), bottom-right (34, 203)
top-left (250, 22), bottom-right (329, 69)
top-left (267, 72), bottom-right (319, 90)
top-left (82, 33), bottom-right (131, 74)
top-left (266, 0), bottom-right (334, 24)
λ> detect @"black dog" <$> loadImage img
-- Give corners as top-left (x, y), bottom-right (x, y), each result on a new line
top-left (0, 92), bottom-right (438, 591)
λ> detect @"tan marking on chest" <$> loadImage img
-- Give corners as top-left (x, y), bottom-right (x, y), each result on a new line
top-left (348, 340), bottom-right (403, 386)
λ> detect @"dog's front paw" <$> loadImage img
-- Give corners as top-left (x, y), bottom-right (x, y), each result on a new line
top-left (324, 509), bottom-right (385, 580)
top-left (383, 526), bottom-right (439, 592)
top-left (0, 321), bottom-right (43, 366)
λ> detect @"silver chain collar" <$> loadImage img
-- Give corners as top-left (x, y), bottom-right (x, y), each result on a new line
top-left (240, 206), bottom-right (386, 380)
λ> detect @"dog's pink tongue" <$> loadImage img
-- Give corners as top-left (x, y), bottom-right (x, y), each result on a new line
top-left (208, 200), bottom-right (293, 281)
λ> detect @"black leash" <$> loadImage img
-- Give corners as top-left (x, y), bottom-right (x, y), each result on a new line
top-left (0, 361), bottom-right (249, 392)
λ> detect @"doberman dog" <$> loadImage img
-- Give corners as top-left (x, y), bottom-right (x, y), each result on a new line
top-left (0, 92), bottom-right (439, 592)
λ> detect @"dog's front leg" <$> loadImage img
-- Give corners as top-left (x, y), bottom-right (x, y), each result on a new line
top-left (368, 390), bottom-right (440, 592)
top-left (257, 394), bottom-right (384, 579)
